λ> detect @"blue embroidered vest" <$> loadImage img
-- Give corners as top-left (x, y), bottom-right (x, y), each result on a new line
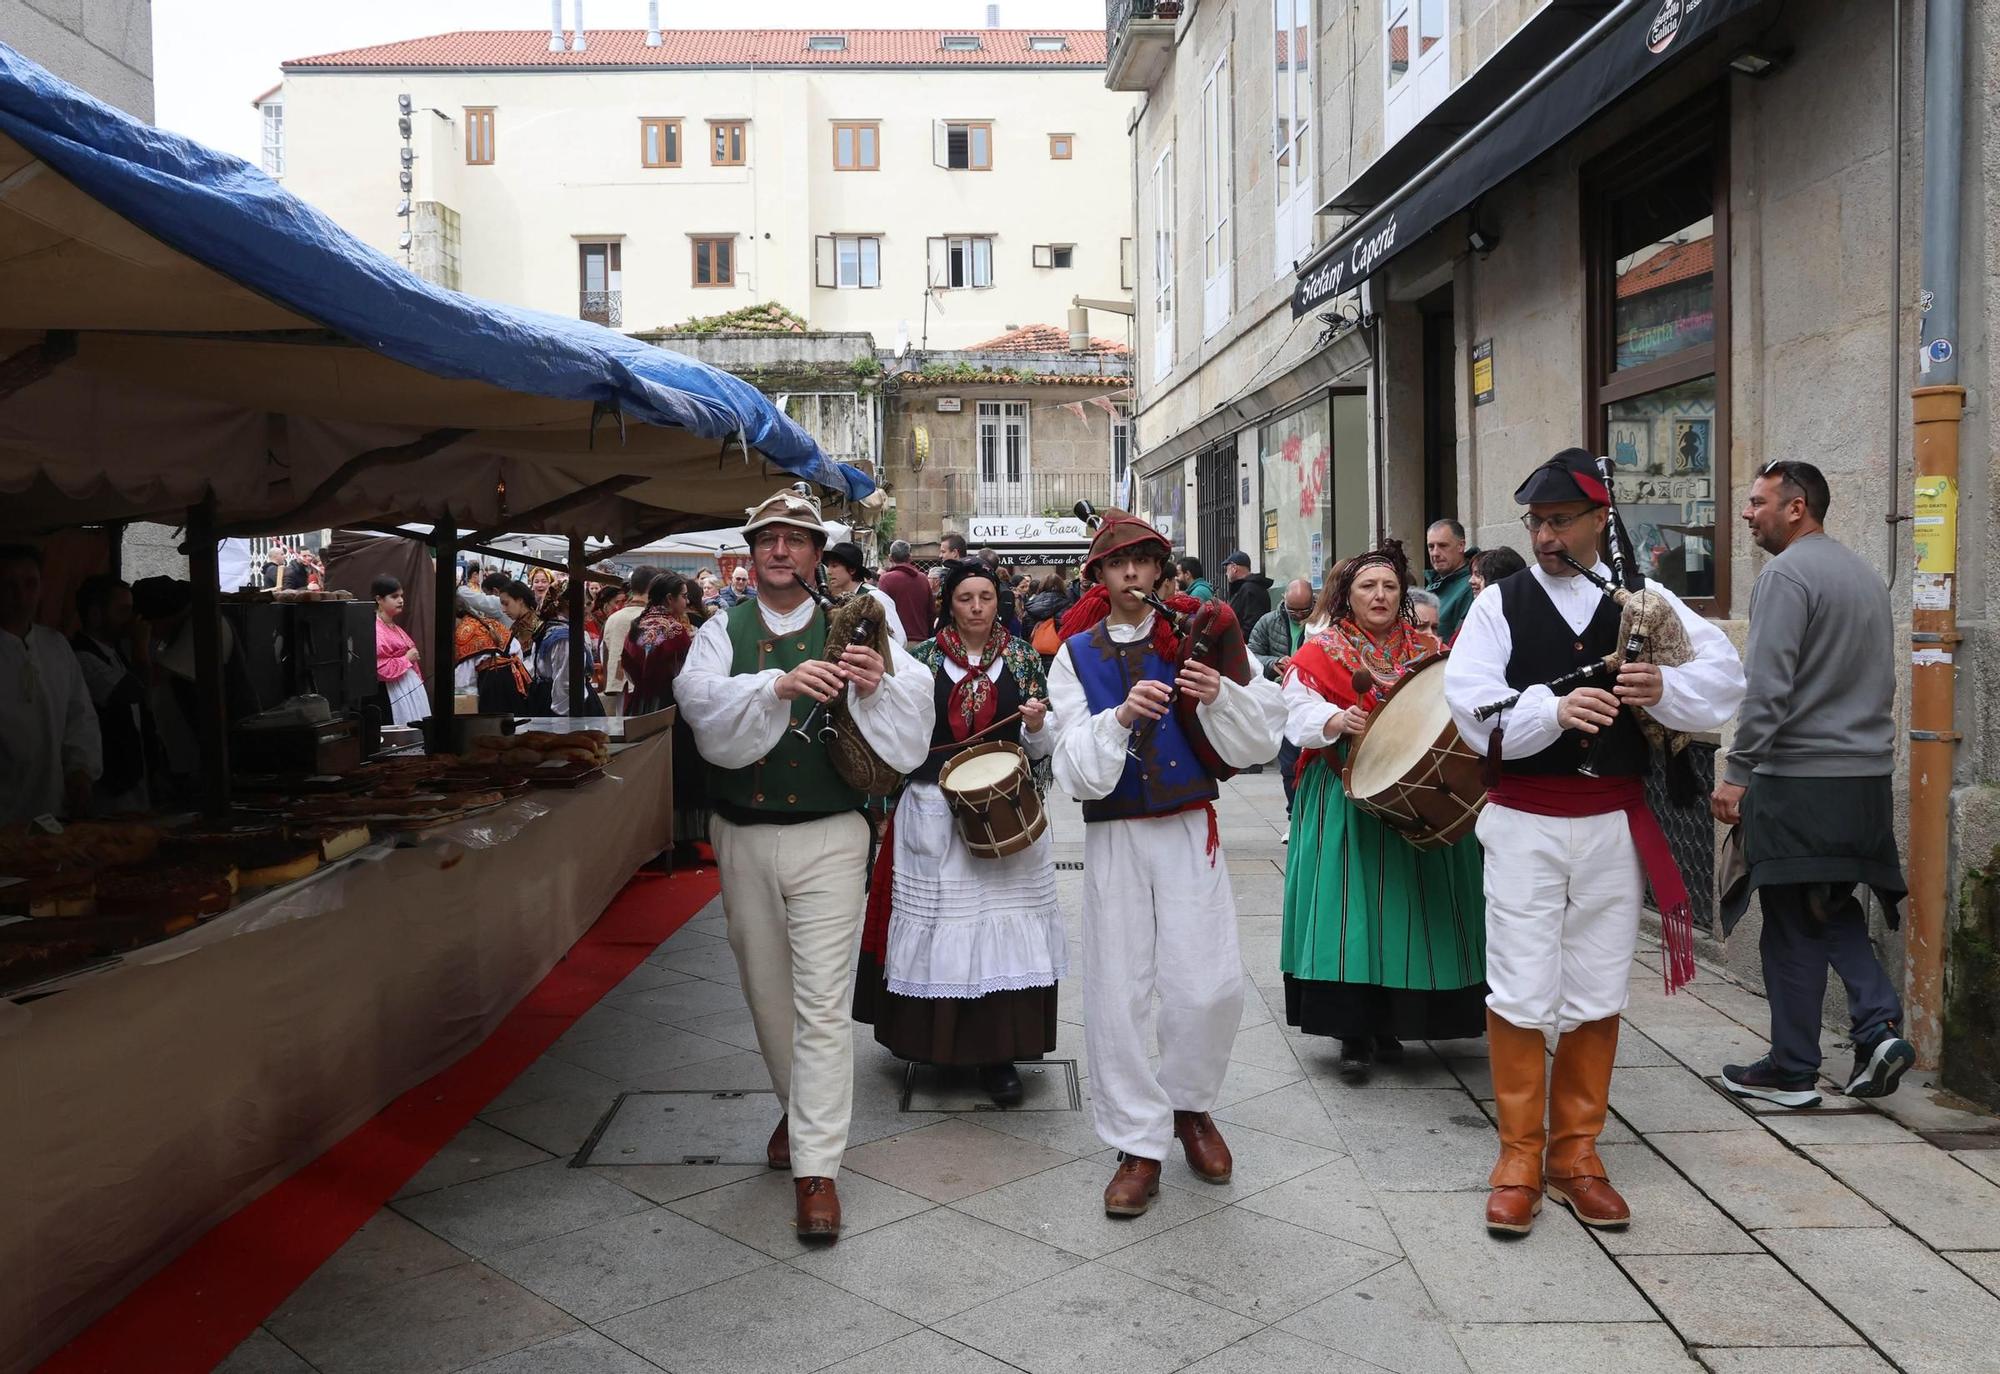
top-left (1067, 621), bottom-right (1219, 823)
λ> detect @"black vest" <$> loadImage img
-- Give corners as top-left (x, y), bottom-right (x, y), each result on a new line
top-left (70, 634), bottom-right (147, 794)
top-left (915, 661), bottom-right (1025, 786)
top-left (1496, 570), bottom-right (1647, 778)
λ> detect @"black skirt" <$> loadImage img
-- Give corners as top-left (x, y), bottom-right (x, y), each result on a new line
top-left (852, 951), bottom-right (1058, 1066)
top-left (1283, 973), bottom-right (1488, 1042)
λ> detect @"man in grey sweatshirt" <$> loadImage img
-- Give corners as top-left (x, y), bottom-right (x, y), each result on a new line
top-left (1711, 460), bottom-right (1913, 1108)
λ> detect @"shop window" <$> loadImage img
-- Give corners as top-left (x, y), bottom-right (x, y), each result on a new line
top-left (1584, 92), bottom-right (1729, 611)
top-left (1138, 466), bottom-right (1188, 554)
top-left (1272, 0), bottom-right (1315, 275)
top-left (692, 235), bottom-right (736, 287)
top-left (1385, 0), bottom-right (1448, 145)
top-left (833, 121), bottom-right (879, 171)
top-left (641, 118), bottom-right (681, 168)
top-left (815, 234), bottom-right (882, 289)
top-left (934, 120), bottom-right (993, 170)
top-left (710, 120), bottom-right (746, 166)
top-left (465, 107), bottom-right (495, 165)
top-left (1258, 392), bottom-right (1369, 590)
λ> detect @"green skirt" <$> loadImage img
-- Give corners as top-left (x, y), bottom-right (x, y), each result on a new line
top-left (1282, 754), bottom-right (1487, 1035)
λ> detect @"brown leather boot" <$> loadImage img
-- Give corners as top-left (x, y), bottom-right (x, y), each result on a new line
top-left (766, 1116), bottom-right (789, 1172)
top-left (1486, 1009), bottom-right (1549, 1235)
top-left (794, 1176), bottom-right (841, 1242)
top-left (1546, 1016), bottom-right (1630, 1229)
top-left (1173, 1110), bottom-right (1234, 1183)
top-left (1103, 1154), bottom-right (1162, 1216)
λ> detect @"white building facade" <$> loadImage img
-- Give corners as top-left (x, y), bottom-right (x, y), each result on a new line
top-left (262, 24), bottom-right (1136, 351)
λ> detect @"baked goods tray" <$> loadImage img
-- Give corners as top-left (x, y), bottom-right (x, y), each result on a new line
top-left (513, 707), bottom-right (674, 744)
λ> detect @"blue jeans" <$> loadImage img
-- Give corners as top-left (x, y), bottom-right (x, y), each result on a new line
top-left (1759, 883), bottom-right (1903, 1075)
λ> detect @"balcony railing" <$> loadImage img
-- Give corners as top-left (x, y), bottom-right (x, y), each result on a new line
top-left (580, 290), bottom-right (623, 328)
top-left (1105, 0), bottom-right (1179, 91)
top-left (944, 471), bottom-right (1115, 522)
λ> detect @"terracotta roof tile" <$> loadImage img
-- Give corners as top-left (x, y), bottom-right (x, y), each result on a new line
top-left (285, 29), bottom-right (1106, 71)
top-left (967, 324), bottom-right (1129, 356)
top-left (1616, 237), bottom-right (1714, 298)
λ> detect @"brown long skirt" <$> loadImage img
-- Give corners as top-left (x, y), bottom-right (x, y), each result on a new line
top-left (852, 951), bottom-right (1059, 1066)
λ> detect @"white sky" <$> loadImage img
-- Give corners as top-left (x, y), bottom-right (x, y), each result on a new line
top-left (154, 0), bottom-right (1108, 161)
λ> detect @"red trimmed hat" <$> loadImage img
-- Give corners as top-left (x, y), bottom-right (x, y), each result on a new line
top-left (1515, 447), bottom-right (1612, 506)
top-left (1080, 508), bottom-right (1172, 581)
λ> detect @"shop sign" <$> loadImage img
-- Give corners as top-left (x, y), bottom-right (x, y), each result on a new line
top-left (1913, 476), bottom-right (1957, 575)
top-left (1472, 339), bottom-right (1495, 406)
top-left (966, 516), bottom-right (1089, 545)
top-left (936, 397), bottom-right (962, 413)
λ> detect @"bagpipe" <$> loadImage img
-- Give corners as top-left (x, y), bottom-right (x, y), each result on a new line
top-left (789, 507), bottom-right (902, 797)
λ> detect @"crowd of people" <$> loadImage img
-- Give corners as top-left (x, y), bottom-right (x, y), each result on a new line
top-left (651, 452), bottom-right (1920, 1248)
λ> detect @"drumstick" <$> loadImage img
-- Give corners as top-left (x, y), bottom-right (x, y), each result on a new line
top-left (1350, 668), bottom-right (1382, 712)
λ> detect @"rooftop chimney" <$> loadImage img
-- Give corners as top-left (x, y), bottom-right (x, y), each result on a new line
top-left (569, 0), bottom-right (586, 52)
top-left (548, 0), bottom-right (563, 52)
top-left (1068, 305), bottom-right (1090, 354)
top-left (987, 4), bottom-right (1000, 27)
top-left (646, 0), bottom-right (661, 46)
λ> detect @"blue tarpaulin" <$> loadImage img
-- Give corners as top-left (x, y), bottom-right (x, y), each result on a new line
top-left (0, 40), bottom-right (870, 500)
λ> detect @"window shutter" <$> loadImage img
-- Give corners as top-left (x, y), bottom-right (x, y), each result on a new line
top-left (932, 121), bottom-right (949, 168)
top-left (927, 236), bottom-right (948, 290)
top-left (974, 237), bottom-right (994, 288)
top-left (1033, 244), bottom-right (1053, 269)
top-left (860, 237), bottom-right (881, 288)
top-left (815, 235), bottom-right (836, 288)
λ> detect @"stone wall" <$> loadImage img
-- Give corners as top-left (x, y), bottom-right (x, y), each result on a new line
top-left (0, 0), bottom-right (153, 120)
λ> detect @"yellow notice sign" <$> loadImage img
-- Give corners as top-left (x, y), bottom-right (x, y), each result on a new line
top-left (1913, 476), bottom-right (1958, 575)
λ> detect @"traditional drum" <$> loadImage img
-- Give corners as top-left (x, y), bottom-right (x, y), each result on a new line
top-left (1340, 653), bottom-right (1486, 850)
top-left (936, 740), bottom-right (1047, 859)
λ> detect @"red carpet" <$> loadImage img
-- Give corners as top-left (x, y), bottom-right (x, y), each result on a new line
top-left (40, 866), bottom-right (720, 1374)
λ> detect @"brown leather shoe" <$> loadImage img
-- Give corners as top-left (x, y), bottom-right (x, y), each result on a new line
top-left (1485, 1184), bottom-right (1542, 1235)
top-left (794, 1176), bottom-right (841, 1242)
top-left (1173, 1110), bottom-right (1234, 1183)
top-left (766, 1116), bottom-right (790, 1172)
top-left (1547, 1173), bottom-right (1630, 1228)
top-left (1103, 1155), bottom-right (1161, 1216)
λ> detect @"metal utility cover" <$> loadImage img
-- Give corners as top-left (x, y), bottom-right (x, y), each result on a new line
top-left (575, 1089), bottom-right (778, 1166)
top-left (901, 1059), bottom-right (1081, 1113)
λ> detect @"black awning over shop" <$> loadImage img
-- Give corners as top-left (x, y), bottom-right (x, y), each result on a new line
top-left (1293, 0), bottom-right (1770, 317)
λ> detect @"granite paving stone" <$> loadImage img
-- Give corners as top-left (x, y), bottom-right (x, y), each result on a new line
top-left (1152, 1120), bottom-right (1341, 1200)
top-left (478, 1091), bottom-right (620, 1159)
top-left (1761, 1226), bottom-right (2000, 1374)
top-left (1181, 1328), bottom-right (1397, 1373)
top-left (599, 977), bottom-right (748, 1026)
top-left (934, 1261), bottom-right (1261, 1374)
top-left (1277, 1259), bottom-right (1471, 1374)
top-left (456, 1328), bottom-right (668, 1373)
top-left (1617, 1253), bottom-right (1856, 1347)
top-left (813, 1329), bottom-right (1022, 1373)
top-left (1643, 1024), bottom-right (1776, 1074)
top-left (1610, 1066), bottom-right (1761, 1134)
top-left (1302, 1044), bottom-right (1468, 1091)
top-left (392, 1159), bottom-right (653, 1260)
top-left (1801, 1142), bottom-right (2000, 1249)
top-left (1227, 1019), bottom-right (1309, 1075)
top-left (1946, 1250), bottom-right (2000, 1298)
top-left (264, 1262), bottom-right (577, 1374)
top-left (1233, 1155), bottom-right (1403, 1256)
top-left (540, 1024), bottom-right (746, 1087)
top-left (665, 1168), bottom-right (934, 1258)
top-left (647, 939), bottom-right (744, 985)
top-left (1613, 1028), bottom-right (1684, 1067)
top-left (1102, 1205), bottom-right (1395, 1320)
top-left (1321, 1087), bottom-right (1497, 1192)
top-left (1379, 1190), bottom-right (1655, 1323)
top-left (271, 1211), bottom-right (470, 1325)
top-left (213, 1329), bottom-right (314, 1373)
top-left (1448, 1322), bottom-right (1703, 1373)
top-left (1214, 1079), bottom-right (1351, 1151)
top-left (549, 1001), bottom-right (669, 1051)
top-left (482, 1056), bottom-right (623, 1115)
top-left (1759, 1110), bottom-right (1924, 1146)
top-left (599, 1264), bottom-right (915, 1374)
top-left (1647, 1130), bottom-right (1888, 1231)
top-left (1954, 1149), bottom-right (2000, 1185)
top-left (394, 1121), bottom-right (555, 1200)
top-left (487, 1206), bottom-right (771, 1323)
top-left (584, 1161), bottom-right (766, 1204)
top-left (842, 1118), bottom-right (1075, 1203)
top-left (951, 1154), bottom-right (1229, 1259)
top-left (1694, 1353), bottom-right (1895, 1374)
top-left (791, 1206), bottom-right (1081, 1323)
top-left (1589, 1143), bottom-right (1764, 1255)
top-left (955, 1096), bottom-right (1114, 1157)
top-left (1209, 1056), bottom-right (1306, 1109)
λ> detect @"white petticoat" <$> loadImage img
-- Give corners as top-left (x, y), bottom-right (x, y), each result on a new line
top-left (386, 669), bottom-right (430, 724)
top-left (885, 781), bottom-right (1067, 999)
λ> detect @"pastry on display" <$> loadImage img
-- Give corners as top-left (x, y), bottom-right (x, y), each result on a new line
top-left (97, 863), bottom-right (238, 919)
top-left (0, 820), bottom-right (162, 871)
top-left (0, 872), bottom-right (97, 919)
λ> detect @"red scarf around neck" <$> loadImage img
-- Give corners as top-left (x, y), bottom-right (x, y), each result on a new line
top-left (934, 623), bottom-right (1010, 739)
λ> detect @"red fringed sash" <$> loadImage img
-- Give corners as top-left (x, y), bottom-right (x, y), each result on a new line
top-left (859, 811), bottom-right (897, 963)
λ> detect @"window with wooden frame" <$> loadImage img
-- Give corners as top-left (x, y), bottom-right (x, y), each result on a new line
top-left (641, 118), bottom-right (681, 168)
top-left (1049, 133), bottom-right (1073, 160)
top-left (709, 120), bottom-right (746, 167)
top-left (464, 107), bottom-right (495, 164)
top-left (691, 235), bottom-right (736, 288)
top-left (577, 241), bottom-right (622, 326)
top-left (933, 121), bottom-right (992, 170)
top-left (1583, 89), bottom-right (1729, 612)
top-left (833, 122), bottom-right (879, 171)
top-left (926, 235), bottom-right (994, 290)
top-left (815, 234), bottom-right (882, 289)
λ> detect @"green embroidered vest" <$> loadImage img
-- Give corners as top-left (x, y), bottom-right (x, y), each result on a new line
top-left (707, 598), bottom-right (864, 818)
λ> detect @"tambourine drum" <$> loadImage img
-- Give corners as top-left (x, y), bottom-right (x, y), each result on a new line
top-left (937, 740), bottom-right (1047, 859)
top-left (1340, 653), bottom-right (1487, 850)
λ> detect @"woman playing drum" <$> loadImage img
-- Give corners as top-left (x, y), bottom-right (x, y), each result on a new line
top-left (852, 559), bottom-right (1066, 1106)
top-left (1280, 540), bottom-right (1488, 1080)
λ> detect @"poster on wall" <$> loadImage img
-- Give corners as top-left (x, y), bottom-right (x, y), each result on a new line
top-left (1471, 339), bottom-right (1495, 406)
top-left (1608, 418), bottom-right (1650, 469)
top-left (1671, 418), bottom-right (1710, 474)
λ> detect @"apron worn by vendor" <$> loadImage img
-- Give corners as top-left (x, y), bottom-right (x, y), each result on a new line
top-left (853, 632), bottom-right (1064, 1065)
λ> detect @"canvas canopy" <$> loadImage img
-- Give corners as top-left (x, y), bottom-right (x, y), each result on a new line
top-left (0, 42), bottom-right (869, 542)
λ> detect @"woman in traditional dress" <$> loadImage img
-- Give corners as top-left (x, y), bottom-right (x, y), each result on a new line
top-left (453, 592), bottom-right (529, 713)
top-left (524, 579), bottom-right (599, 716)
top-left (586, 583), bottom-right (623, 691)
top-left (498, 578), bottom-right (539, 662)
top-left (853, 558), bottom-right (1065, 1106)
top-left (1280, 540), bottom-right (1487, 1079)
top-left (622, 572), bottom-right (708, 865)
top-left (372, 575), bottom-right (429, 725)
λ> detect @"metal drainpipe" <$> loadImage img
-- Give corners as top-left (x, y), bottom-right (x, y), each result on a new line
top-left (1905, 0), bottom-right (1967, 1067)
top-left (1886, 0), bottom-right (1902, 585)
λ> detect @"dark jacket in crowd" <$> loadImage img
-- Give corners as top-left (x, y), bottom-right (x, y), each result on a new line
top-left (1021, 588), bottom-right (1072, 642)
top-left (1224, 573), bottom-right (1274, 632)
top-left (876, 561), bottom-right (935, 645)
top-left (1247, 604), bottom-right (1308, 679)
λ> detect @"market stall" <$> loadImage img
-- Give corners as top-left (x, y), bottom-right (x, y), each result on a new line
top-left (0, 45), bottom-right (858, 1371)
